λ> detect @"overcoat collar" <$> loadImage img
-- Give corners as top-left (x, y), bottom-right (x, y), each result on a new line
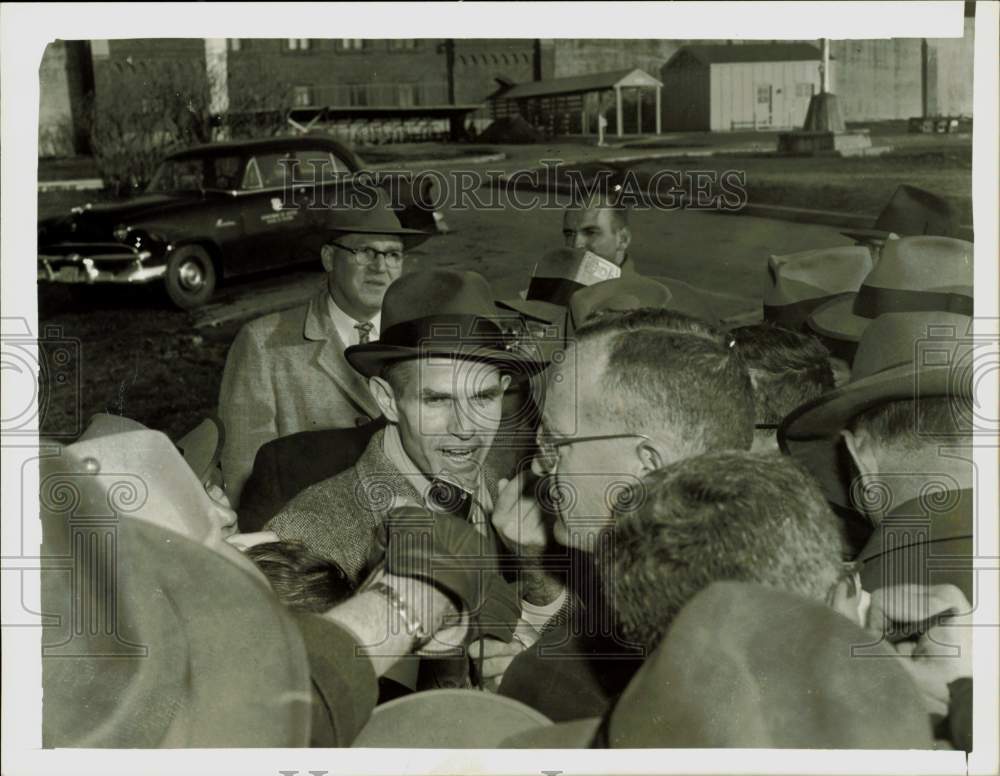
top-left (302, 287), bottom-right (380, 417)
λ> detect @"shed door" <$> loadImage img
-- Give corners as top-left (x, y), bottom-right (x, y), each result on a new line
top-left (754, 83), bottom-right (773, 128)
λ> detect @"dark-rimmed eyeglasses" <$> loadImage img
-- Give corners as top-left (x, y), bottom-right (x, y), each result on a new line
top-left (330, 241), bottom-right (404, 268)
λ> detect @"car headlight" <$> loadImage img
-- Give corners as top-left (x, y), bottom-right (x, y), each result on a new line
top-left (114, 224), bottom-right (130, 242)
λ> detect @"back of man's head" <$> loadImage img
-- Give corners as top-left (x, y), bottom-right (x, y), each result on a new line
top-left (611, 451), bottom-right (844, 651)
top-left (573, 308), bottom-right (755, 457)
top-left (732, 323), bottom-right (835, 447)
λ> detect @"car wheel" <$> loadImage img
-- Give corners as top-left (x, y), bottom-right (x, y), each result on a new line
top-left (165, 245), bottom-right (216, 309)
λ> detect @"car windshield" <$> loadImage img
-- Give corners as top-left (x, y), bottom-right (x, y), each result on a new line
top-left (147, 155), bottom-right (245, 193)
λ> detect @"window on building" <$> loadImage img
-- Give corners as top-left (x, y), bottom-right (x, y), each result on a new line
top-left (756, 85), bottom-right (771, 103)
top-left (348, 84), bottom-right (368, 106)
top-left (287, 39), bottom-right (311, 51)
top-left (340, 39), bottom-right (364, 51)
top-left (398, 84), bottom-right (420, 107)
top-left (293, 85), bottom-right (315, 107)
top-left (388, 39), bottom-right (417, 51)
top-left (228, 39), bottom-right (241, 52)
top-left (795, 82), bottom-right (815, 98)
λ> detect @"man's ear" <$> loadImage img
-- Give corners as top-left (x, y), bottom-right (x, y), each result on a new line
top-left (500, 374), bottom-right (512, 394)
top-left (616, 225), bottom-right (632, 260)
top-left (369, 376), bottom-right (400, 423)
top-left (321, 244), bottom-right (335, 274)
top-left (842, 427), bottom-right (882, 517)
top-left (636, 440), bottom-right (663, 477)
top-left (828, 576), bottom-right (866, 627)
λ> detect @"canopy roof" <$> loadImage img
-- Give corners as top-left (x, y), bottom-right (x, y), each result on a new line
top-left (493, 68), bottom-right (662, 100)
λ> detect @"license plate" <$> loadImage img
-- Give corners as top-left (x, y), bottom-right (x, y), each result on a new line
top-left (56, 266), bottom-right (81, 282)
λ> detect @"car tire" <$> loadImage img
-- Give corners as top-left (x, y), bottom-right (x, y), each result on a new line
top-left (165, 245), bottom-right (216, 309)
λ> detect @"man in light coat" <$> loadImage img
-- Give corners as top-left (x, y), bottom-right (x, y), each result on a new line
top-left (218, 199), bottom-right (430, 506)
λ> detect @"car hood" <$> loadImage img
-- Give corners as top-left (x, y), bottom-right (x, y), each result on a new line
top-left (40, 193), bottom-right (200, 243)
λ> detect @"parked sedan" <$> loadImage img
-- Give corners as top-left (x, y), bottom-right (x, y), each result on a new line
top-left (37, 136), bottom-right (439, 308)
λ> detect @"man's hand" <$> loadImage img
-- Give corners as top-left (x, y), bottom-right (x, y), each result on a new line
top-left (492, 471), bottom-right (548, 558)
top-left (866, 584), bottom-right (973, 717)
top-left (469, 637), bottom-right (526, 692)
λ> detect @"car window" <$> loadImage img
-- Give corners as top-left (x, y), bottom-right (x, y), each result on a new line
top-left (295, 149), bottom-right (349, 181)
top-left (147, 158), bottom-right (204, 193)
top-left (242, 152), bottom-right (295, 190)
top-left (209, 155), bottom-right (243, 190)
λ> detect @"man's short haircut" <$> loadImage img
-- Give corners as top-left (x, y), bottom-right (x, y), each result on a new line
top-left (565, 173), bottom-right (630, 230)
top-left (732, 323), bottom-right (835, 425)
top-left (574, 308), bottom-right (755, 454)
top-left (244, 541), bottom-right (354, 613)
top-left (611, 451), bottom-right (844, 651)
top-left (378, 358), bottom-right (414, 395)
top-left (850, 396), bottom-right (971, 449)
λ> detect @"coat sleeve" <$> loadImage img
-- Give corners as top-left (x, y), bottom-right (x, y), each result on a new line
top-left (219, 322), bottom-right (278, 508)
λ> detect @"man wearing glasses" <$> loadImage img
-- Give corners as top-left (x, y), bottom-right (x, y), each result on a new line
top-left (218, 196), bottom-right (430, 507)
top-left (490, 307), bottom-right (756, 719)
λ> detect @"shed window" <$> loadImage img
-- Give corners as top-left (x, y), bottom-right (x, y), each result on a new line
top-left (756, 86), bottom-right (771, 103)
top-left (795, 82), bottom-right (815, 98)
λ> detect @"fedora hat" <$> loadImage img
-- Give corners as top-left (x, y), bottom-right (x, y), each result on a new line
top-left (346, 269), bottom-right (546, 378)
top-left (43, 415), bottom-right (264, 579)
top-left (501, 582), bottom-right (934, 748)
top-left (40, 458), bottom-right (312, 746)
top-left (779, 310), bottom-right (974, 510)
top-left (841, 184), bottom-right (958, 244)
top-left (567, 274), bottom-right (673, 331)
top-left (306, 186), bottom-right (432, 250)
top-left (76, 412), bottom-right (224, 486)
top-left (807, 236), bottom-right (973, 351)
top-left (605, 582), bottom-right (933, 748)
top-left (763, 245), bottom-right (874, 330)
top-left (497, 248), bottom-right (626, 324)
top-left (351, 689), bottom-right (551, 748)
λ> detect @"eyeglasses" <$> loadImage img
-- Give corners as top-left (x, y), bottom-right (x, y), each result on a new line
top-left (536, 430), bottom-right (651, 472)
top-left (330, 241), bottom-right (404, 269)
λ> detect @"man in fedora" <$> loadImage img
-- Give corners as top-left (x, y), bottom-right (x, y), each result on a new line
top-left (218, 192), bottom-right (431, 507)
top-left (264, 269), bottom-right (542, 582)
top-left (780, 310), bottom-right (975, 600)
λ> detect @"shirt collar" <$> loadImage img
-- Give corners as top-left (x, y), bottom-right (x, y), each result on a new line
top-left (380, 423), bottom-right (491, 527)
top-left (327, 291), bottom-right (381, 347)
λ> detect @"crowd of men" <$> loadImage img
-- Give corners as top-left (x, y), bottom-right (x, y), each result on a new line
top-left (41, 176), bottom-right (976, 750)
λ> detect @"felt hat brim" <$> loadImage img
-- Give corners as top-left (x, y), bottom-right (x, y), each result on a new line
top-left (42, 514), bottom-right (312, 747)
top-left (840, 228), bottom-right (893, 244)
top-left (351, 689), bottom-right (552, 748)
top-left (329, 224), bottom-right (432, 250)
top-left (496, 296), bottom-right (568, 325)
top-left (807, 292), bottom-right (868, 343)
top-left (174, 415), bottom-right (224, 485)
top-left (346, 341), bottom-right (548, 379)
top-left (778, 362), bottom-right (960, 510)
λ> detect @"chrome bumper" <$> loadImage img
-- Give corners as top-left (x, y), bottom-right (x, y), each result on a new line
top-left (38, 251), bottom-right (165, 285)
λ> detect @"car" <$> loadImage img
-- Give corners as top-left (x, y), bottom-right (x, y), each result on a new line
top-left (37, 135), bottom-right (440, 309)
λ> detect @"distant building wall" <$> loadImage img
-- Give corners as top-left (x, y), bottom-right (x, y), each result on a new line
top-left (925, 16), bottom-right (975, 116)
top-left (38, 40), bottom-right (91, 157)
top-left (828, 39), bottom-right (924, 121)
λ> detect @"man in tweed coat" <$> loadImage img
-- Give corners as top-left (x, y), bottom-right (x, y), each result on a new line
top-left (218, 198), bottom-right (431, 507)
top-left (265, 270), bottom-right (545, 585)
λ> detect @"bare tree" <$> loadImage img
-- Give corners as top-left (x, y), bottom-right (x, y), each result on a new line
top-left (83, 55), bottom-right (295, 195)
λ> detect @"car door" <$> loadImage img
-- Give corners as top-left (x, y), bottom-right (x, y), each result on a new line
top-left (234, 150), bottom-right (307, 276)
top-left (203, 153), bottom-right (252, 273)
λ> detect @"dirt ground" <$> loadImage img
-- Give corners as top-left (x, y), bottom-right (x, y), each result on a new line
top-left (35, 132), bottom-right (972, 443)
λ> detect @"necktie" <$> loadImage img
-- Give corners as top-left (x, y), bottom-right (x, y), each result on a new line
top-left (426, 479), bottom-right (473, 522)
top-left (354, 321), bottom-right (374, 345)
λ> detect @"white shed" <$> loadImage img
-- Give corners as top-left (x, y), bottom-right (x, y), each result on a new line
top-left (661, 44), bottom-right (823, 132)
